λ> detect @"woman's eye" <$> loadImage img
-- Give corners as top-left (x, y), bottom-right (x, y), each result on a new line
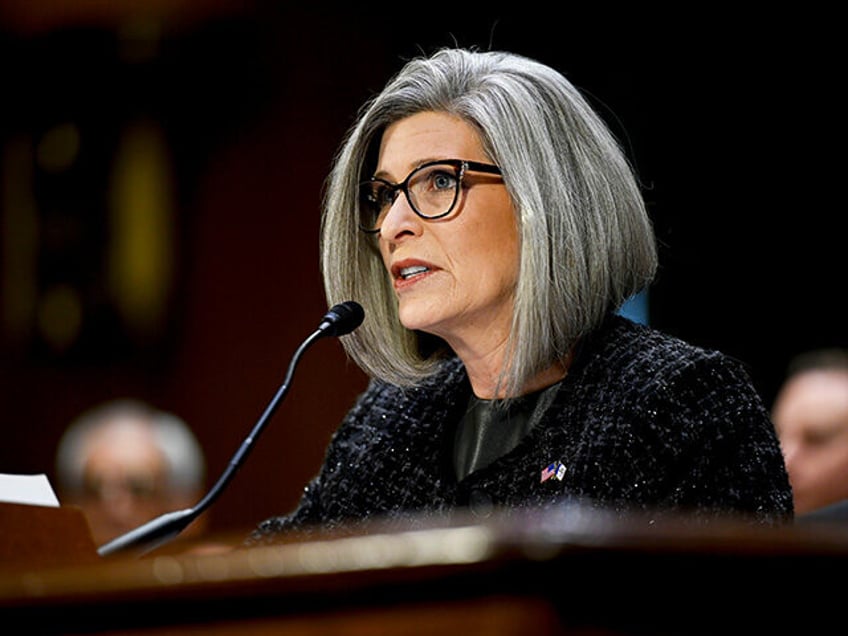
top-left (430, 171), bottom-right (456, 191)
top-left (378, 187), bottom-right (396, 207)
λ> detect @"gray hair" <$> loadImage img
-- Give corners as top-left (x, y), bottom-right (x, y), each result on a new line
top-left (55, 399), bottom-right (206, 494)
top-left (321, 47), bottom-right (657, 396)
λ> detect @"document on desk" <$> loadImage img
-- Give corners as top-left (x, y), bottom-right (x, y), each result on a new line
top-left (0, 473), bottom-right (60, 507)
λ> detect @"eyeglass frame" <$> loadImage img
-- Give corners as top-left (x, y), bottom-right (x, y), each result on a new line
top-left (358, 159), bottom-right (502, 234)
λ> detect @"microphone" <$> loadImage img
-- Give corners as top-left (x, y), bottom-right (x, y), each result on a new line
top-left (317, 300), bottom-right (365, 337)
top-left (97, 301), bottom-right (365, 558)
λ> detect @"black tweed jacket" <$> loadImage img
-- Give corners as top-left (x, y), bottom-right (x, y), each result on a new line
top-left (249, 315), bottom-right (793, 542)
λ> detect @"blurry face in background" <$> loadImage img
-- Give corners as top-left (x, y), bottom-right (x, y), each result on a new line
top-left (773, 369), bottom-right (848, 515)
top-left (70, 420), bottom-right (201, 545)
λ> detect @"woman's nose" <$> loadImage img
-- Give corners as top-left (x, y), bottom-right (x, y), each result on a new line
top-left (379, 191), bottom-right (422, 241)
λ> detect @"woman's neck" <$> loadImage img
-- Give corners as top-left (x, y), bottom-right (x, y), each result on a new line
top-left (464, 355), bottom-right (570, 400)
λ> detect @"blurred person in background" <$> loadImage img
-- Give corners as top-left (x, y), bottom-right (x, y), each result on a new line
top-left (55, 398), bottom-right (209, 547)
top-left (773, 348), bottom-right (848, 519)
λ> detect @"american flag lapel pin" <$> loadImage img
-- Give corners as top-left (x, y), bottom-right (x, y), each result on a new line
top-left (540, 460), bottom-right (566, 483)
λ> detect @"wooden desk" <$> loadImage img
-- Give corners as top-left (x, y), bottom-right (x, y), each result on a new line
top-left (1, 506), bottom-right (846, 634)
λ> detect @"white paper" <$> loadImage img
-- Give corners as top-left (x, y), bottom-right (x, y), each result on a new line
top-left (0, 473), bottom-right (60, 507)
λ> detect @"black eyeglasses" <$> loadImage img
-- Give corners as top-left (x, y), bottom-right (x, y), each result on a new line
top-left (358, 159), bottom-right (502, 233)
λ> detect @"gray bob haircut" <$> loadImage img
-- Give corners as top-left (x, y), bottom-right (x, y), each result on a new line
top-left (320, 47), bottom-right (657, 396)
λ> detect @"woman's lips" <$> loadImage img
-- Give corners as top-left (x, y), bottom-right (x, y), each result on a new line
top-left (391, 259), bottom-right (437, 290)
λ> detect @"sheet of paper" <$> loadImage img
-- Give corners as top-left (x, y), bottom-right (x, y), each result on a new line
top-left (0, 473), bottom-right (60, 507)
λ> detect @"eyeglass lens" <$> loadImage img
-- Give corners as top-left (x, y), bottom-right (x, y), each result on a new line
top-left (360, 162), bottom-right (462, 232)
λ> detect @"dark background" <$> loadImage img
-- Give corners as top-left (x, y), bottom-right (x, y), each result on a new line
top-left (0, 3), bottom-right (842, 539)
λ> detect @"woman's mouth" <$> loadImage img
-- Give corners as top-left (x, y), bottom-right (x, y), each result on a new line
top-left (398, 265), bottom-right (430, 280)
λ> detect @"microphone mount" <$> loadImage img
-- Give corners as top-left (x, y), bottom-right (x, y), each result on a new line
top-left (97, 301), bottom-right (364, 557)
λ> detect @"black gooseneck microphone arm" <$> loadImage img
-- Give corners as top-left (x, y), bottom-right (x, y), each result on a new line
top-left (97, 301), bottom-right (365, 558)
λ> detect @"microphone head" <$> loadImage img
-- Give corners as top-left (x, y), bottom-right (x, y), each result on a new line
top-left (318, 301), bottom-right (365, 337)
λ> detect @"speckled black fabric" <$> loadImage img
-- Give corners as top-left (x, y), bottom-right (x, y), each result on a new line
top-left (247, 315), bottom-right (793, 544)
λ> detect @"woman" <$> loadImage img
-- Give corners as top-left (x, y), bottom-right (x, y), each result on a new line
top-left (248, 48), bottom-right (792, 542)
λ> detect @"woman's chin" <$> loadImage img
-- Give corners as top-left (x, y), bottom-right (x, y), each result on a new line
top-left (397, 306), bottom-right (440, 335)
